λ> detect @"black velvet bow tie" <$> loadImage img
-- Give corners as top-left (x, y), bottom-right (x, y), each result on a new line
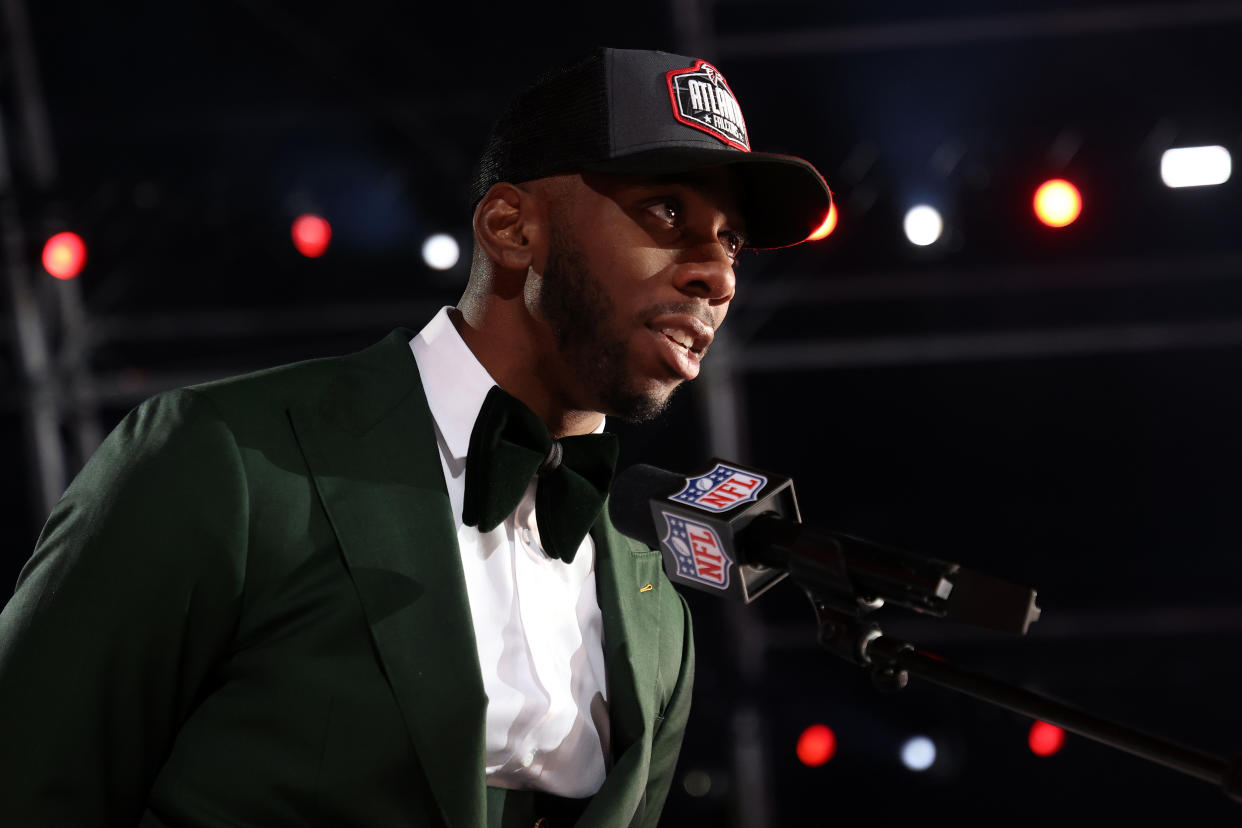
top-left (461, 386), bottom-right (619, 563)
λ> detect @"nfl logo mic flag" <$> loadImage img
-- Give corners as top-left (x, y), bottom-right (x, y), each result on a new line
top-left (647, 458), bottom-right (799, 603)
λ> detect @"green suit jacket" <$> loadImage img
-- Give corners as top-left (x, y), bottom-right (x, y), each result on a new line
top-left (0, 329), bottom-right (694, 827)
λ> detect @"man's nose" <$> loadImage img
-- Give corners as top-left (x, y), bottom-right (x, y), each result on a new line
top-left (671, 238), bottom-right (737, 304)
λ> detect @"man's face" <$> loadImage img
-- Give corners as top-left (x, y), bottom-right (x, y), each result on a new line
top-left (533, 168), bottom-right (745, 423)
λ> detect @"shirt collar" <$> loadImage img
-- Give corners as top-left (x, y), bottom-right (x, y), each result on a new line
top-left (409, 307), bottom-right (605, 463)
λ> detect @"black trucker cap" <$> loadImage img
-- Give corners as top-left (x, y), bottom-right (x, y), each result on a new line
top-left (470, 47), bottom-right (833, 250)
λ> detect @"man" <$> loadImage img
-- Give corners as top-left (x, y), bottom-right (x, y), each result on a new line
top-left (0, 48), bottom-right (831, 826)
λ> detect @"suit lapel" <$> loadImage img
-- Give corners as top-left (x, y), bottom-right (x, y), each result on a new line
top-left (592, 512), bottom-right (665, 766)
top-left (289, 330), bottom-right (487, 828)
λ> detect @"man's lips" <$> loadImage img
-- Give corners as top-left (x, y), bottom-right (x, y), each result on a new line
top-left (647, 313), bottom-right (714, 356)
top-left (645, 313), bottom-right (715, 381)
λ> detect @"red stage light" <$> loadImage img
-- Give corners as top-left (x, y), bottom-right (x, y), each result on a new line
top-left (1033, 179), bottom-right (1082, 227)
top-left (291, 214), bottom-right (332, 258)
top-left (796, 724), bottom-right (837, 767)
top-left (42, 231), bottom-right (87, 280)
top-left (1028, 720), bottom-right (1066, 757)
top-left (807, 201), bottom-right (838, 241)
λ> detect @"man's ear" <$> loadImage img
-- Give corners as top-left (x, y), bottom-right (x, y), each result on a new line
top-left (472, 182), bottom-right (546, 273)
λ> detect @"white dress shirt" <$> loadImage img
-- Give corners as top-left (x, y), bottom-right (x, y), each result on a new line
top-left (410, 307), bottom-right (610, 797)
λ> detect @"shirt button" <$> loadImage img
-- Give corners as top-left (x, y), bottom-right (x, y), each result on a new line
top-left (522, 748), bottom-right (536, 768)
top-left (519, 528), bottom-right (534, 545)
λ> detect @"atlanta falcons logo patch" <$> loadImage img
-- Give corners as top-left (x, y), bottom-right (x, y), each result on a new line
top-left (665, 59), bottom-right (750, 151)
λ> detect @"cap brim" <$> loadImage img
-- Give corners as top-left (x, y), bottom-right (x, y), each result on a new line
top-left (581, 147), bottom-right (833, 249)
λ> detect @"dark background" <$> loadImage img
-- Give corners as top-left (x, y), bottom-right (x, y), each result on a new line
top-left (4, 1), bottom-right (1242, 824)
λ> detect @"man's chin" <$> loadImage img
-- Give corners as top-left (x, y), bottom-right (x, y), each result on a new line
top-left (605, 378), bottom-right (680, 424)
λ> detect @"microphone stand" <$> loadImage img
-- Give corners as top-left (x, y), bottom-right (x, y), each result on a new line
top-left (802, 587), bottom-right (1242, 804)
top-left (609, 455), bottom-right (1241, 799)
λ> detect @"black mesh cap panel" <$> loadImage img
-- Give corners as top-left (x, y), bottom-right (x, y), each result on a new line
top-left (469, 50), bottom-right (610, 206)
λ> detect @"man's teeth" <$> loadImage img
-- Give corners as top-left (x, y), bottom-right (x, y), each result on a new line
top-left (661, 328), bottom-right (695, 352)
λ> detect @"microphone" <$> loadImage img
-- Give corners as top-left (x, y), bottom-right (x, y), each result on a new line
top-left (609, 458), bottom-right (1041, 635)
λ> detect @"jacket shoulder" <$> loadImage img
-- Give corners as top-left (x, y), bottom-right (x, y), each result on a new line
top-left (191, 329), bottom-right (413, 407)
top-left (173, 328), bottom-right (421, 437)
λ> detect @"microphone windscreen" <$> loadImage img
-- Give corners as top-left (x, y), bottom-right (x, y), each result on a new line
top-left (608, 463), bottom-right (685, 549)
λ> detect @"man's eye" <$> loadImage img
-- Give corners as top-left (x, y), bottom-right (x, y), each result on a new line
top-left (721, 232), bottom-right (745, 260)
top-left (647, 199), bottom-right (681, 224)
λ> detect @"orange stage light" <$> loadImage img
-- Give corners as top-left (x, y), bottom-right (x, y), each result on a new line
top-left (807, 201), bottom-right (838, 241)
top-left (1033, 179), bottom-right (1082, 228)
top-left (42, 232), bottom-right (87, 280)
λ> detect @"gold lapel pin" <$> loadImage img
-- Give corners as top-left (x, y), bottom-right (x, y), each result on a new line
top-left (639, 583), bottom-right (654, 593)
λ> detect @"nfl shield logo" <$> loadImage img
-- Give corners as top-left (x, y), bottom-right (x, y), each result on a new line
top-left (670, 463), bottom-right (767, 513)
top-left (661, 512), bottom-right (732, 590)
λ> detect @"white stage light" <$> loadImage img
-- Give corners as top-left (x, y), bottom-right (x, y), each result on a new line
top-left (900, 736), bottom-right (937, 771)
top-left (422, 233), bottom-right (460, 270)
top-left (1161, 145), bottom-right (1231, 188)
top-left (903, 205), bottom-right (943, 246)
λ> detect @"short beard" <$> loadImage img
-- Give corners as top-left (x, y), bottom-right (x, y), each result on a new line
top-left (538, 224), bottom-right (677, 424)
